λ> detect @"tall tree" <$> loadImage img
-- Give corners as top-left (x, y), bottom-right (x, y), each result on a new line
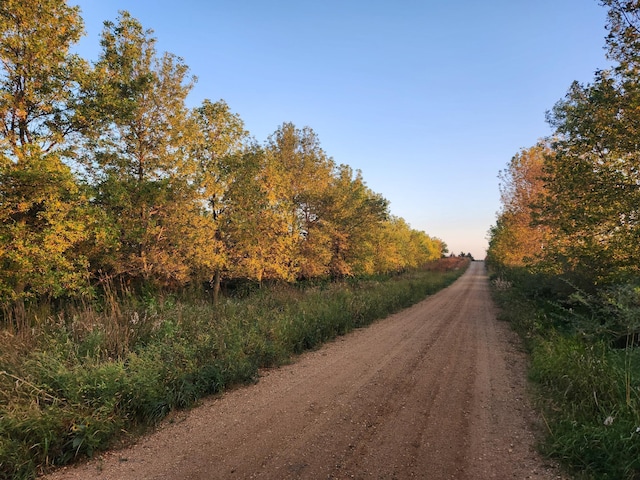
top-left (540, 0), bottom-right (640, 284)
top-left (192, 99), bottom-right (248, 299)
top-left (373, 217), bottom-right (413, 274)
top-left (224, 123), bottom-right (336, 283)
top-left (84, 11), bottom-right (205, 288)
top-left (263, 123), bottom-right (335, 280)
top-left (222, 144), bottom-right (292, 283)
top-left (0, 0), bottom-right (87, 156)
top-left (0, 0), bottom-right (91, 313)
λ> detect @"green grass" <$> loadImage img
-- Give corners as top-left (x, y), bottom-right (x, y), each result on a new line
top-left (491, 270), bottom-right (640, 479)
top-left (0, 259), bottom-right (467, 480)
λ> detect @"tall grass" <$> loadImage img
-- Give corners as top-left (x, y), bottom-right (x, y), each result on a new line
top-left (0, 258), bottom-right (467, 480)
top-left (491, 270), bottom-right (640, 479)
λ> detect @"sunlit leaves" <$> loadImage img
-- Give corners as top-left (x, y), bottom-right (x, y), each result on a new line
top-left (0, 0), bottom-right (87, 156)
top-left (0, 1), bottom-right (91, 306)
top-left (542, 73), bottom-right (640, 282)
top-left (0, 4), bottom-right (446, 310)
top-left (0, 147), bottom-right (90, 301)
top-left (487, 144), bottom-right (551, 270)
top-left (82, 11), bottom-right (203, 288)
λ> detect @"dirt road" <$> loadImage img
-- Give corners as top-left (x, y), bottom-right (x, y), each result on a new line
top-left (46, 261), bottom-right (562, 479)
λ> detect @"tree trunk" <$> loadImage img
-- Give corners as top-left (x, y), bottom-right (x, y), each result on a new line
top-left (212, 269), bottom-right (222, 303)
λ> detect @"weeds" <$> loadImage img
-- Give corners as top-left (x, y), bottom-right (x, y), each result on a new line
top-left (492, 268), bottom-right (640, 479)
top-left (0, 259), bottom-right (466, 480)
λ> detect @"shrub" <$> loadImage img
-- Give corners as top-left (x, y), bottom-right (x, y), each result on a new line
top-left (492, 266), bottom-right (640, 479)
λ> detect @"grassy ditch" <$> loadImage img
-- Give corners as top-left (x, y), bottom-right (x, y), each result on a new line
top-left (490, 270), bottom-right (640, 479)
top-left (0, 257), bottom-right (468, 480)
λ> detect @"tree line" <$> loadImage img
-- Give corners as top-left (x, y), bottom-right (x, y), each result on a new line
top-left (487, 3), bottom-right (640, 476)
top-left (0, 0), bottom-right (446, 315)
top-left (487, 0), bottom-right (640, 290)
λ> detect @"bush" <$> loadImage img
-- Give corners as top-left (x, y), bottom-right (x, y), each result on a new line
top-left (492, 266), bottom-right (640, 479)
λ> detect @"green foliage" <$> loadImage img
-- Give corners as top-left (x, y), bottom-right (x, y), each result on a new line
top-left (535, 0), bottom-right (640, 286)
top-left (491, 266), bottom-right (640, 479)
top-left (531, 336), bottom-right (640, 479)
top-left (81, 11), bottom-right (206, 288)
top-left (530, 337), bottom-right (619, 414)
top-left (549, 283), bottom-right (640, 343)
top-left (487, 4), bottom-right (640, 286)
top-left (541, 68), bottom-right (640, 285)
top-left (0, 148), bottom-right (91, 306)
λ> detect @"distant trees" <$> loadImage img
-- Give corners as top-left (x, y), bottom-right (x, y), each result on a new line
top-left (486, 144), bottom-right (550, 269)
top-left (0, 2), bottom-right (445, 315)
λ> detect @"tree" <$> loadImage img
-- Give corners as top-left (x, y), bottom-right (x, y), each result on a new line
top-left (372, 218), bottom-right (442, 273)
top-left (0, 0), bottom-right (91, 315)
top-left (372, 217), bottom-right (408, 274)
top-left (0, 0), bottom-right (88, 156)
top-left (264, 123), bottom-right (336, 280)
top-left (539, 0), bottom-right (640, 284)
top-left (487, 2), bottom-right (640, 285)
top-left (602, 0), bottom-right (640, 75)
top-left (83, 11), bottom-right (207, 289)
top-left (222, 144), bottom-right (294, 283)
top-left (323, 165), bottom-right (389, 277)
top-left (373, 217), bottom-right (417, 273)
top-left (192, 99), bottom-right (248, 299)
top-left (487, 143), bottom-right (551, 270)
top-left (223, 123), bottom-right (336, 283)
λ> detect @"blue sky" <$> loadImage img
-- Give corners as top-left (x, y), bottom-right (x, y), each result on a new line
top-left (70, 1), bottom-right (610, 259)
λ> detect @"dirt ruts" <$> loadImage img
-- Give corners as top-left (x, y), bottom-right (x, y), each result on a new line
top-left (45, 261), bottom-right (564, 479)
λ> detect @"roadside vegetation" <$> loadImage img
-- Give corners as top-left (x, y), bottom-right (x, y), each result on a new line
top-left (0, 1), bottom-right (461, 478)
top-left (0, 257), bottom-right (468, 480)
top-left (487, 2), bottom-right (640, 478)
top-left (489, 272), bottom-right (640, 479)
top-left (0, 0), bottom-right (446, 323)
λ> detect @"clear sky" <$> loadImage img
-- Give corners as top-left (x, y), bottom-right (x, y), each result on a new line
top-left (70, 1), bottom-right (611, 259)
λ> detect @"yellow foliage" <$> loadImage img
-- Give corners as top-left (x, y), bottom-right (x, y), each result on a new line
top-left (488, 143), bottom-right (551, 269)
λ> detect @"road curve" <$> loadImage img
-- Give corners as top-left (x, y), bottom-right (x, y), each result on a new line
top-left (45, 261), bottom-right (562, 480)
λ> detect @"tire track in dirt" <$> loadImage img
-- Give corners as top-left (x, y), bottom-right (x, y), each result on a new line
top-left (45, 262), bottom-right (563, 480)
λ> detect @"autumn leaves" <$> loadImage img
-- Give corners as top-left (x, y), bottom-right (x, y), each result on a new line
top-left (0, 3), bottom-right (445, 308)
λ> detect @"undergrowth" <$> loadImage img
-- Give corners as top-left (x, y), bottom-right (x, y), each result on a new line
top-left (490, 269), bottom-right (640, 479)
top-left (0, 258), bottom-right (467, 480)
